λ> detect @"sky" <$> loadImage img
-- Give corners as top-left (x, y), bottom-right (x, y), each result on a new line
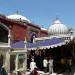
top-left (0, 0), bottom-right (75, 33)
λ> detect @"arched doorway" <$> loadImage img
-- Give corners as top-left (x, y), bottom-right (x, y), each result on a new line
top-left (0, 23), bottom-right (9, 43)
top-left (31, 33), bottom-right (37, 43)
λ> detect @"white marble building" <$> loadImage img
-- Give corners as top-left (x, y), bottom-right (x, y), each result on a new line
top-left (34, 18), bottom-right (74, 42)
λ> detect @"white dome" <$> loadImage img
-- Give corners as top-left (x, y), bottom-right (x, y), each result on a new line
top-left (48, 19), bottom-right (69, 35)
top-left (7, 14), bottom-right (31, 23)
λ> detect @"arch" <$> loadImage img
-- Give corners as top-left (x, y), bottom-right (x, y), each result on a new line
top-left (0, 22), bottom-right (9, 43)
top-left (31, 33), bottom-right (37, 43)
top-left (0, 22), bottom-right (9, 31)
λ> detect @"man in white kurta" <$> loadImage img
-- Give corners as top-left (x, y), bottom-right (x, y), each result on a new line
top-left (30, 59), bottom-right (36, 72)
top-left (49, 58), bottom-right (53, 74)
top-left (43, 58), bottom-right (48, 73)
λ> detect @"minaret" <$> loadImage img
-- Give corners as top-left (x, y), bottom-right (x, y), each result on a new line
top-left (24, 37), bottom-right (27, 50)
top-left (8, 29), bottom-right (11, 47)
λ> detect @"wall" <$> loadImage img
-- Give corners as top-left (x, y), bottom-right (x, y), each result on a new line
top-left (40, 30), bottom-right (48, 37)
top-left (0, 16), bottom-right (48, 43)
top-left (11, 24), bottom-right (27, 42)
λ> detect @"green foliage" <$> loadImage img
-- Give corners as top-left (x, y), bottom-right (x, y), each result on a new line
top-left (68, 28), bottom-right (74, 34)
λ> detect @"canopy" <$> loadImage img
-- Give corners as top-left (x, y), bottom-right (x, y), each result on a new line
top-left (11, 37), bottom-right (65, 50)
top-left (11, 41), bottom-right (37, 50)
top-left (36, 37), bottom-right (65, 49)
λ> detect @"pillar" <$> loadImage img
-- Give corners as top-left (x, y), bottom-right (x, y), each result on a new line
top-left (4, 51), bottom-right (10, 75)
top-left (15, 54), bottom-right (18, 75)
top-left (22, 54), bottom-right (27, 75)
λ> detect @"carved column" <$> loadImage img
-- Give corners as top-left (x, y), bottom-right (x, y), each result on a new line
top-left (15, 54), bottom-right (18, 75)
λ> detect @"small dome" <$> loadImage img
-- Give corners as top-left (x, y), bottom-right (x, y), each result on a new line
top-left (7, 14), bottom-right (31, 23)
top-left (48, 19), bottom-right (69, 35)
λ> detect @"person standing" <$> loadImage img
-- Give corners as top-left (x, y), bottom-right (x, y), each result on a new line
top-left (30, 59), bottom-right (36, 72)
top-left (30, 59), bottom-right (39, 75)
top-left (43, 57), bottom-right (48, 73)
top-left (48, 57), bottom-right (53, 74)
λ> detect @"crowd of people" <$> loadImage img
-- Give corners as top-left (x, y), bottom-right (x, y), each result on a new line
top-left (0, 57), bottom-right (73, 75)
top-left (29, 56), bottom-right (73, 75)
top-left (43, 57), bottom-right (53, 74)
top-left (29, 57), bottom-right (54, 75)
